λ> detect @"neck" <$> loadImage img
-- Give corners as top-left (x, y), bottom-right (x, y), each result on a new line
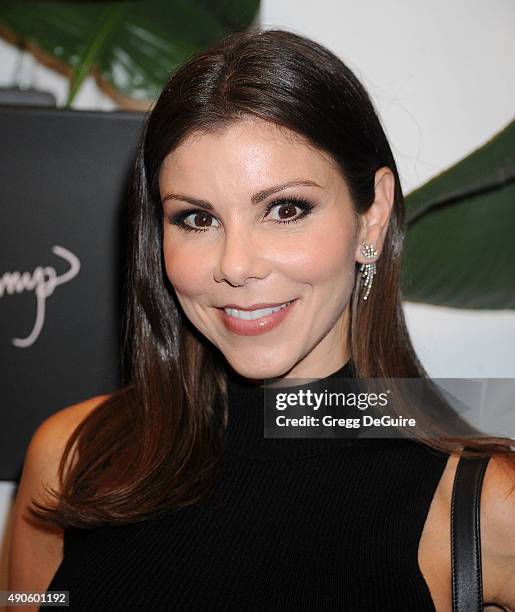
top-left (222, 357), bottom-right (357, 459)
top-left (224, 355), bottom-right (353, 389)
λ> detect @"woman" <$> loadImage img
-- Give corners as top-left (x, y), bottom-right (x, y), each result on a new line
top-left (8, 28), bottom-right (515, 611)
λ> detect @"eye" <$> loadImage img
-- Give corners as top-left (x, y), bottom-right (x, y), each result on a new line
top-left (168, 210), bottom-right (222, 233)
top-left (264, 196), bottom-right (315, 225)
top-left (167, 195), bottom-right (315, 233)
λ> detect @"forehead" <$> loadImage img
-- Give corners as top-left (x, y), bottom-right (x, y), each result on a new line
top-left (158, 118), bottom-right (342, 189)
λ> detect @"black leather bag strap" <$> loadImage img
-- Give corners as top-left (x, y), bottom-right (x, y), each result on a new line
top-left (450, 452), bottom-right (491, 612)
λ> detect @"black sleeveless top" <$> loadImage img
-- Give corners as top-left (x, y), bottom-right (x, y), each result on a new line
top-left (42, 361), bottom-right (450, 611)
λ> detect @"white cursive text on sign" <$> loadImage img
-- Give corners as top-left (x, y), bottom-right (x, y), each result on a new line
top-left (0, 245), bottom-right (81, 348)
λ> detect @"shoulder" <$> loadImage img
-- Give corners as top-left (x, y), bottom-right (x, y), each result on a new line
top-left (8, 393), bottom-right (112, 593)
top-left (34, 393), bottom-right (112, 444)
top-left (27, 393), bottom-right (112, 481)
top-left (479, 453), bottom-right (515, 609)
top-left (442, 451), bottom-right (515, 609)
top-left (419, 450), bottom-right (515, 610)
top-left (19, 392), bottom-right (112, 514)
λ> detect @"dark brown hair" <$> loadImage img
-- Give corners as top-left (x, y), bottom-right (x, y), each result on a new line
top-left (30, 27), bottom-right (514, 529)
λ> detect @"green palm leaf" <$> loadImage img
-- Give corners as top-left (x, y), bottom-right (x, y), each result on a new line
top-left (0, 0), bottom-right (260, 108)
top-left (402, 119), bottom-right (515, 309)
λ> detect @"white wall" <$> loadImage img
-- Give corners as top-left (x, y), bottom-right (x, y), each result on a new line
top-left (1, 0), bottom-right (514, 588)
top-left (261, 0), bottom-right (515, 194)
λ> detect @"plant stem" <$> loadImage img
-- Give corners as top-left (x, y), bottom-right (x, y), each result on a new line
top-left (66, 3), bottom-right (125, 107)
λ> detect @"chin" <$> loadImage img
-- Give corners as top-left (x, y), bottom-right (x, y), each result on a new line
top-left (224, 354), bottom-right (293, 381)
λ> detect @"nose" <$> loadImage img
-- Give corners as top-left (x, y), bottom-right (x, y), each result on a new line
top-left (213, 225), bottom-right (267, 286)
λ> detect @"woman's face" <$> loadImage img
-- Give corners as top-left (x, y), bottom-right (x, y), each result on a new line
top-left (159, 118), bottom-right (388, 380)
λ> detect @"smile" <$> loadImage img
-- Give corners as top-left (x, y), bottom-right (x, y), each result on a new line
top-left (224, 301), bottom-right (293, 320)
top-left (218, 299), bottom-right (298, 336)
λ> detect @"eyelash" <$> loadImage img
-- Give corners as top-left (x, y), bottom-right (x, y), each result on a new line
top-left (167, 196), bottom-right (315, 234)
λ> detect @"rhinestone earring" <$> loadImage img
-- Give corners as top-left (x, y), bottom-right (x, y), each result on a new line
top-left (359, 243), bottom-right (378, 301)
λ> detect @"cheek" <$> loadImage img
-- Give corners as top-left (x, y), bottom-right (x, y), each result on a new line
top-left (292, 218), bottom-right (356, 286)
top-left (163, 236), bottom-right (208, 298)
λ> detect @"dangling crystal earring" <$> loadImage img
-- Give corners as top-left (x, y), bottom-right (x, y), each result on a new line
top-left (359, 243), bottom-right (378, 301)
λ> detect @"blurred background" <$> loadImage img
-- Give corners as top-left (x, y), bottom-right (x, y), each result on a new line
top-left (0, 0), bottom-right (514, 590)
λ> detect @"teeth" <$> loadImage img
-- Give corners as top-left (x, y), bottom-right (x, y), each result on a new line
top-left (224, 301), bottom-right (292, 320)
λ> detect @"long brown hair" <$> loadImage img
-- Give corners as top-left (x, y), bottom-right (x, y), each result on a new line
top-left (30, 27), bottom-right (514, 529)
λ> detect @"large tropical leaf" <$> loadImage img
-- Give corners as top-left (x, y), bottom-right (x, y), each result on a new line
top-left (0, 0), bottom-right (260, 109)
top-left (402, 119), bottom-right (515, 310)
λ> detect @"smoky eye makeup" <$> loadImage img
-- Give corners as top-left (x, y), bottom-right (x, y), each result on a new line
top-left (166, 195), bottom-right (316, 234)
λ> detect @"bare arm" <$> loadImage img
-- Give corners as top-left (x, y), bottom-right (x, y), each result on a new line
top-left (418, 452), bottom-right (515, 612)
top-left (480, 454), bottom-right (515, 611)
top-left (7, 395), bottom-right (110, 609)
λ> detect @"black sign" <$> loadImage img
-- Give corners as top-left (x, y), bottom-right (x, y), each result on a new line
top-left (0, 106), bottom-right (145, 480)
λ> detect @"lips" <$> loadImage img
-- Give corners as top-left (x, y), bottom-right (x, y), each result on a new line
top-left (217, 299), bottom-right (298, 336)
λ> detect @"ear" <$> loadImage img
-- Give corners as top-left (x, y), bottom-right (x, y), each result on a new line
top-left (354, 166), bottom-right (395, 264)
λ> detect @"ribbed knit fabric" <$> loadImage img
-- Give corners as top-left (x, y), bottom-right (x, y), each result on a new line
top-left (42, 361), bottom-right (450, 611)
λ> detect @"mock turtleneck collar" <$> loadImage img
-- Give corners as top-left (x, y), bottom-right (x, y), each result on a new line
top-left (223, 360), bottom-right (361, 460)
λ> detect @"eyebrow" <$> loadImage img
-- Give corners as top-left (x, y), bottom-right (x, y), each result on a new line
top-left (161, 179), bottom-right (322, 211)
